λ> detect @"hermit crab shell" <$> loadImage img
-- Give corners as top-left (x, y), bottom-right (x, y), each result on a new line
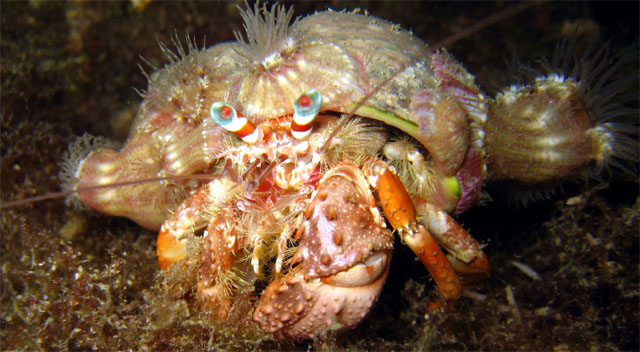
top-left (138, 10), bottom-right (437, 132)
top-left (67, 8), bottom-right (476, 230)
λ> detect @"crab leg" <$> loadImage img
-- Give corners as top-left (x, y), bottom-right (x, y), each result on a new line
top-left (407, 225), bottom-right (463, 299)
top-left (366, 159), bottom-right (462, 299)
top-left (416, 200), bottom-right (489, 275)
top-left (156, 176), bottom-right (238, 269)
top-left (197, 207), bottom-right (237, 319)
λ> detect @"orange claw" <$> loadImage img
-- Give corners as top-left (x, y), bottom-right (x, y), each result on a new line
top-left (157, 226), bottom-right (187, 269)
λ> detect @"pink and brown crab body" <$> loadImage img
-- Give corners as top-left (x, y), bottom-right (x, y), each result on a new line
top-left (60, 3), bottom-right (636, 340)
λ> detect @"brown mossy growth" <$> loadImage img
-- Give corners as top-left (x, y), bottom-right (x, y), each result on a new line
top-left (370, 189), bottom-right (638, 351)
top-left (0, 213), bottom-right (289, 350)
top-left (1, 1), bottom-right (637, 351)
top-left (1, 116), bottom-right (73, 209)
top-left (0, 114), bottom-right (158, 349)
top-left (143, 238), bottom-right (290, 351)
top-left (0, 1), bottom-right (240, 141)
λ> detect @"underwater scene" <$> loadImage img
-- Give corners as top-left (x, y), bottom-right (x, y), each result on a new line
top-left (1, 1), bottom-right (638, 350)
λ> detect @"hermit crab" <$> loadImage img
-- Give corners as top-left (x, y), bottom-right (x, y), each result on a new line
top-left (4, 2), bottom-right (637, 343)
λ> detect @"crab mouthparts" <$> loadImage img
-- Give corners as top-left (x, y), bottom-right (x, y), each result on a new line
top-left (321, 250), bottom-right (389, 287)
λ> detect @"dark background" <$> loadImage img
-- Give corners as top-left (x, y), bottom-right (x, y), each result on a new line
top-left (1, 1), bottom-right (638, 350)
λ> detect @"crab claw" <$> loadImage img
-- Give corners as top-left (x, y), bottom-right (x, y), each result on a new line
top-left (253, 250), bottom-right (391, 340)
top-left (253, 162), bottom-right (394, 340)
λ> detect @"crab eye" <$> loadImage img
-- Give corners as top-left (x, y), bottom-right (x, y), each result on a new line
top-left (210, 102), bottom-right (258, 144)
top-left (292, 90), bottom-right (322, 140)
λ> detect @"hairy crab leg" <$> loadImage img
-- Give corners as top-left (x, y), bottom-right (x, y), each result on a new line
top-left (274, 222), bottom-right (297, 274)
top-left (197, 207), bottom-right (237, 319)
top-left (157, 176), bottom-right (239, 269)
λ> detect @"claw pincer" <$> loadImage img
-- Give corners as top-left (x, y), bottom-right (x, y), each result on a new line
top-left (254, 162), bottom-right (393, 340)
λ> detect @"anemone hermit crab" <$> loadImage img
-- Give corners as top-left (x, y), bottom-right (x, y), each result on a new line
top-left (3, 2), bottom-right (637, 343)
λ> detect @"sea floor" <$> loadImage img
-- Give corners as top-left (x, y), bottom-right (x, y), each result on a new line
top-left (1, 2), bottom-right (638, 350)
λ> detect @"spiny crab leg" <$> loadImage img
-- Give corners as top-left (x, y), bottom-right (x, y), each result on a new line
top-left (250, 235), bottom-right (264, 276)
top-left (157, 179), bottom-right (246, 319)
top-left (405, 225), bottom-right (462, 299)
top-left (417, 201), bottom-right (490, 275)
top-left (274, 221), bottom-right (297, 274)
top-left (366, 158), bottom-right (467, 300)
top-left (198, 207), bottom-right (238, 319)
top-left (157, 176), bottom-right (239, 269)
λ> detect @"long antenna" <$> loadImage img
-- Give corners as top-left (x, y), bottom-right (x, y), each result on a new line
top-left (0, 174), bottom-right (218, 209)
top-left (433, 2), bottom-right (533, 49)
top-left (319, 62), bottom-right (410, 154)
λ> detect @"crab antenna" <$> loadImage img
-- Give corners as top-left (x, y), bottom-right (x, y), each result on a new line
top-left (319, 62), bottom-right (410, 154)
top-left (0, 174), bottom-right (219, 210)
top-left (433, 2), bottom-right (533, 49)
top-left (1, 191), bottom-right (75, 209)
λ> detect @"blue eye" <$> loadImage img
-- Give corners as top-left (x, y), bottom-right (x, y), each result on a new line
top-left (210, 102), bottom-right (258, 144)
top-left (210, 102), bottom-right (238, 127)
top-left (293, 90), bottom-right (322, 125)
top-left (291, 90), bottom-right (322, 140)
